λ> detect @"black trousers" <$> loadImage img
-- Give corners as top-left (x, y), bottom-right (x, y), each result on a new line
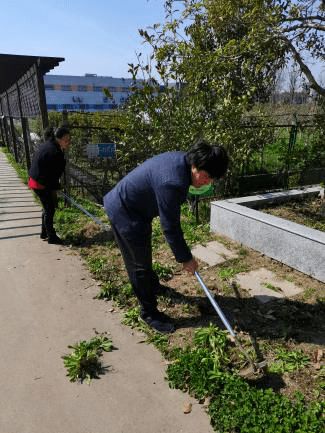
top-left (34, 189), bottom-right (58, 237)
top-left (110, 223), bottom-right (160, 315)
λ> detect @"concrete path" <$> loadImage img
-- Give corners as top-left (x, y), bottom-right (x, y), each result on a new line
top-left (0, 152), bottom-right (213, 433)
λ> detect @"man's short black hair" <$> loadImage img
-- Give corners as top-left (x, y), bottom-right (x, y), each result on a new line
top-left (186, 140), bottom-right (229, 179)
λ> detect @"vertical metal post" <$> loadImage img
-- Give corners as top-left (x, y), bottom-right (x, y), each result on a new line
top-left (195, 195), bottom-right (199, 224)
top-left (0, 98), bottom-right (5, 146)
top-left (62, 110), bottom-right (70, 205)
top-left (0, 118), bottom-right (5, 146)
top-left (1, 116), bottom-right (10, 148)
top-left (21, 118), bottom-right (31, 169)
top-left (16, 84), bottom-right (31, 169)
top-left (35, 61), bottom-right (49, 133)
top-left (6, 91), bottom-right (19, 162)
top-left (285, 114), bottom-right (298, 189)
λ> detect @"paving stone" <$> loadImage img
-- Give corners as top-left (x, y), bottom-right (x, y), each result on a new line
top-left (235, 267), bottom-right (303, 303)
top-left (191, 244), bottom-right (225, 266)
top-left (191, 240), bottom-right (238, 266)
top-left (206, 241), bottom-right (238, 259)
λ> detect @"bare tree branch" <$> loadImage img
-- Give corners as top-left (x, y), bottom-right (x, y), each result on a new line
top-left (280, 35), bottom-right (325, 96)
top-left (283, 22), bottom-right (325, 32)
top-left (283, 15), bottom-right (325, 23)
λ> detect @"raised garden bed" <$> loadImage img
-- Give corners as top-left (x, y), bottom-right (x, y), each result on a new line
top-left (210, 186), bottom-right (325, 283)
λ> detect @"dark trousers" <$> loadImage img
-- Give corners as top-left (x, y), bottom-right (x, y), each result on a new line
top-left (34, 189), bottom-right (58, 238)
top-left (110, 223), bottom-right (160, 315)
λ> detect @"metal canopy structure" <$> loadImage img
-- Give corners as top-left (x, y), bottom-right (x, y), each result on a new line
top-left (0, 53), bottom-right (64, 168)
top-left (0, 53), bottom-right (63, 93)
top-left (0, 53), bottom-right (64, 120)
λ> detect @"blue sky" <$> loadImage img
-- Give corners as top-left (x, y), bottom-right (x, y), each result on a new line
top-left (0, 0), bottom-right (166, 77)
top-left (1, 0), bottom-right (323, 84)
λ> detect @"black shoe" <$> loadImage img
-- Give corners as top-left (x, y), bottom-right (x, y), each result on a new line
top-left (140, 311), bottom-right (175, 334)
top-left (40, 232), bottom-right (47, 240)
top-left (48, 235), bottom-right (63, 245)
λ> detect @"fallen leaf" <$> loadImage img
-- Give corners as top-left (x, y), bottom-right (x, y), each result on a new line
top-left (316, 349), bottom-right (323, 362)
top-left (183, 402), bottom-right (192, 414)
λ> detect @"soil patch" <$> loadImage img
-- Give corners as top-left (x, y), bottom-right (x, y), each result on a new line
top-left (261, 196), bottom-right (325, 232)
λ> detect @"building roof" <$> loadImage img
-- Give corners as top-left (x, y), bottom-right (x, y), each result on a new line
top-left (0, 53), bottom-right (64, 93)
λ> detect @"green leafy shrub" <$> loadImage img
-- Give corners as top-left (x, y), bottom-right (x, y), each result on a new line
top-left (209, 383), bottom-right (324, 433)
top-left (166, 324), bottom-right (324, 432)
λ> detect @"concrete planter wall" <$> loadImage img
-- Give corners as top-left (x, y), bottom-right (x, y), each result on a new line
top-left (210, 187), bottom-right (325, 283)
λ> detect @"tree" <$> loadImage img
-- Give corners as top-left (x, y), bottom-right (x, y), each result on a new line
top-left (122, 0), bottom-right (324, 193)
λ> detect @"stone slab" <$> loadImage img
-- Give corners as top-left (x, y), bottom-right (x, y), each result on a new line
top-left (191, 244), bottom-right (225, 266)
top-left (235, 267), bottom-right (303, 303)
top-left (226, 187), bottom-right (322, 208)
top-left (192, 240), bottom-right (238, 266)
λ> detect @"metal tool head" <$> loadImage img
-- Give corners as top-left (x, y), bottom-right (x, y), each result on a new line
top-left (238, 360), bottom-right (267, 378)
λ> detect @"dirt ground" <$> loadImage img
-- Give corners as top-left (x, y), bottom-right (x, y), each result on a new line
top-left (261, 196), bottom-right (325, 232)
top-left (77, 219), bottom-right (325, 405)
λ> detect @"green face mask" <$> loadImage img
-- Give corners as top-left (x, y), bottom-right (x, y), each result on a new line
top-left (189, 183), bottom-right (214, 196)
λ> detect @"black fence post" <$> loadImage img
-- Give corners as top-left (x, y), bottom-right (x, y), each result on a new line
top-left (62, 110), bottom-right (70, 206)
top-left (285, 114), bottom-right (298, 189)
top-left (2, 117), bottom-right (10, 148)
top-left (21, 117), bottom-right (31, 169)
top-left (0, 118), bottom-right (5, 146)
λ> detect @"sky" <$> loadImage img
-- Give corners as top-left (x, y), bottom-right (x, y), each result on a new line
top-left (0, 0), bottom-right (166, 78)
top-left (0, 0), bottom-right (323, 84)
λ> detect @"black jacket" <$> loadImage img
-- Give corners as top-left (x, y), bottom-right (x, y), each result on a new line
top-left (104, 151), bottom-right (192, 263)
top-left (29, 140), bottom-right (66, 189)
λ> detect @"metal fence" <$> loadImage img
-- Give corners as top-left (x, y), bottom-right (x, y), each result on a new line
top-left (1, 109), bottom-right (324, 204)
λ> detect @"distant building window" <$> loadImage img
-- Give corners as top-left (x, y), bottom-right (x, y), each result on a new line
top-left (94, 86), bottom-right (102, 92)
top-left (103, 96), bottom-right (108, 103)
top-left (45, 84), bottom-right (55, 90)
top-left (78, 85), bottom-right (87, 92)
top-left (62, 85), bottom-right (72, 91)
top-left (47, 104), bottom-right (57, 110)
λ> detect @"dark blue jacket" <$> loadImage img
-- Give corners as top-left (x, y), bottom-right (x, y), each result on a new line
top-left (104, 151), bottom-right (192, 263)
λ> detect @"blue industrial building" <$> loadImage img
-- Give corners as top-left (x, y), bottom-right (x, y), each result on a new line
top-left (44, 73), bottom-right (138, 112)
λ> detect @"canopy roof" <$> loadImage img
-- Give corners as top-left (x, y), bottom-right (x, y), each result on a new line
top-left (0, 53), bottom-right (64, 93)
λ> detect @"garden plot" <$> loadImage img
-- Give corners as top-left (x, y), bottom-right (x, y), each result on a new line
top-left (261, 195), bottom-right (325, 232)
top-left (51, 199), bottom-right (325, 432)
top-left (210, 186), bottom-right (325, 283)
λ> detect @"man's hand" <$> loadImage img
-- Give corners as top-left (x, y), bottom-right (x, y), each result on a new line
top-left (182, 258), bottom-right (198, 274)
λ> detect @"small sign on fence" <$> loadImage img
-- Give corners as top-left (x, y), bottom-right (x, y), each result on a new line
top-left (86, 143), bottom-right (116, 159)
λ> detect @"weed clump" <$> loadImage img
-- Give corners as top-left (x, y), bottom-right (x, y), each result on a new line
top-left (62, 335), bottom-right (113, 384)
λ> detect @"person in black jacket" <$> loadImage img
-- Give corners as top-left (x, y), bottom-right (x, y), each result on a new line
top-left (103, 140), bottom-right (228, 333)
top-left (28, 126), bottom-right (71, 244)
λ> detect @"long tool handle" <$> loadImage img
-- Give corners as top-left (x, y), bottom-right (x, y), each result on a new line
top-left (195, 271), bottom-right (260, 372)
top-left (195, 271), bottom-right (236, 338)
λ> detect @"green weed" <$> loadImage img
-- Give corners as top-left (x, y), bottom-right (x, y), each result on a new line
top-left (62, 335), bottom-right (113, 384)
top-left (146, 333), bottom-right (169, 354)
top-left (122, 306), bottom-right (143, 328)
top-left (303, 287), bottom-right (316, 300)
top-left (269, 348), bottom-right (310, 373)
top-left (217, 264), bottom-right (247, 281)
top-left (152, 261), bottom-right (173, 281)
top-left (263, 282), bottom-right (283, 293)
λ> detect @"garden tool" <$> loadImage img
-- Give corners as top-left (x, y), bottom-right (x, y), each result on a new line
top-left (195, 271), bottom-right (267, 377)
